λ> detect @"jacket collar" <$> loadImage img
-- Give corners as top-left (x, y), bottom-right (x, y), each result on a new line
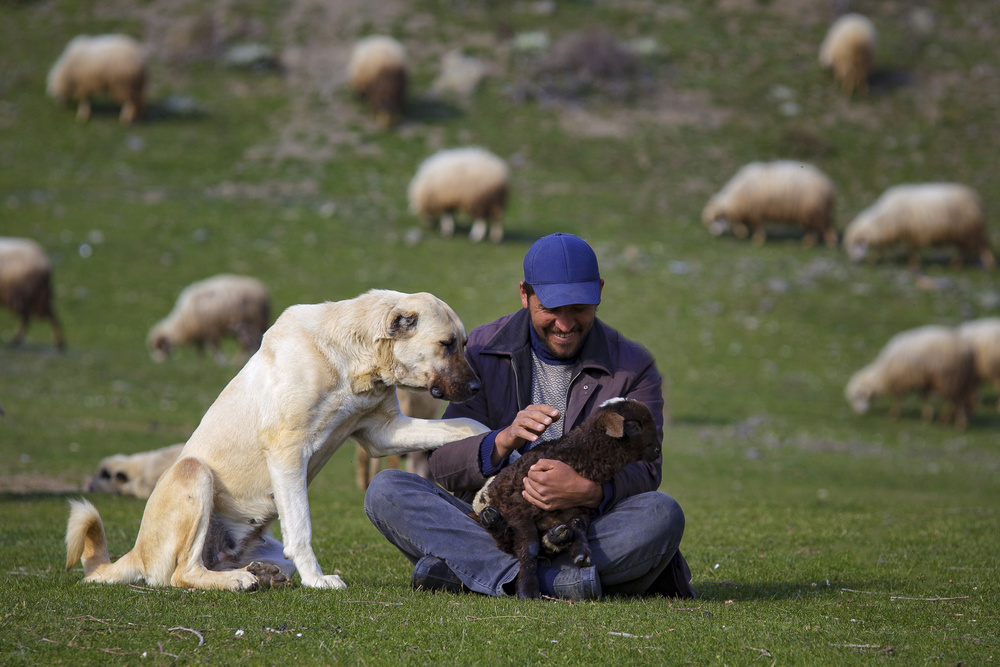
top-left (482, 308), bottom-right (613, 375)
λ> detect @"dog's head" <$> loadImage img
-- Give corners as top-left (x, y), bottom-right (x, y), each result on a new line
top-left (382, 292), bottom-right (481, 403)
top-left (87, 455), bottom-right (135, 495)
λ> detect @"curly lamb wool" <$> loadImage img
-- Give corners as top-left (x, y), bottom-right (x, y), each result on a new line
top-left (843, 183), bottom-right (994, 270)
top-left (819, 13), bottom-right (876, 97)
top-left (702, 161), bottom-right (837, 247)
top-left (147, 274), bottom-right (270, 364)
top-left (0, 237), bottom-right (65, 349)
top-left (47, 34), bottom-right (147, 124)
top-left (956, 317), bottom-right (1000, 412)
top-left (845, 325), bottom-right (978, 429)
top-left (347, 35), bottom-right (408, 129)
top-left (408, 147), bottom-right (510, 244)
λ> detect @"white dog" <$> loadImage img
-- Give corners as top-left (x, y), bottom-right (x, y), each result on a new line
top-left (87, 442), bottom-right (186, 499)
top-left (67, 290), bottom-right (489, 591)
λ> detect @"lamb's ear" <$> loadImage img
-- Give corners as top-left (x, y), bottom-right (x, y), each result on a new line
top-left (387, 310), bottom-right (419, 339)
top-left (602, 412), bottom-right (626, 438)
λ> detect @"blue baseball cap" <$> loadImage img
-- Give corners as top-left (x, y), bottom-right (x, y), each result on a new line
top-left (523, 233), bottom-right (602, 308)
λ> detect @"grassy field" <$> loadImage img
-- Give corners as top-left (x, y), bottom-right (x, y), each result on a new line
top-left (2, 0), bottom-right (998, 664)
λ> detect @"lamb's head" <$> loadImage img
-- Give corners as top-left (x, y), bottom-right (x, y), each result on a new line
top-left (844, 366), bottom-right (878, 414)
top-left (595, 398), bottom-right (661, 463)
top-left (843, 210), bottom-right (878, 262)
top-left (146, 323), bottom-right (172, 362)
top-left (701, 197), bottom-right (730, 236)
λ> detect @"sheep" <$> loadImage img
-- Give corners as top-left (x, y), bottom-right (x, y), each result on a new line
top-left (87, 442), bottom-right (186, 499)
top-left (0, 237), bottom-right (65, 349)
top-left (147, 274), bottom-right (270, 364)
top-left (845, 325), bottom-right (978, 429)
top-left (956, 318), bottom-right (1000, 412)
top-left (347, 35), bottom-right (408, 129)
top-left (843, 183), bottom-right (994, 270)
top-left (818, 13), bottom-right (877, 97)
top-left (408, 147), bottom-right (510, 244)
top-left (701, 161), bottom-right (838, 248)
top-left (47, 34), bottom-right (147, 124)
top-left (354, 387), bottom-right (441, 490)
top-left (472, 398), bottom-right (661, 599)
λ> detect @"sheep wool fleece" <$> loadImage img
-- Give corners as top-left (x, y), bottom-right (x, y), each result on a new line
top-left (364, 308), bottom-right (695, 597)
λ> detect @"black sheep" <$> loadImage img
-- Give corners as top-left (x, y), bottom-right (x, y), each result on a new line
top-left (473, 398), bottom-right (661, 599)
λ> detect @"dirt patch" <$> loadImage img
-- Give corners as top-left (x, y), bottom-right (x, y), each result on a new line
top-left (0, 474), bottom-right (82, 494)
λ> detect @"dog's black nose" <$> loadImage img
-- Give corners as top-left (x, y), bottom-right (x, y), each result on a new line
top-left (467, 379), bottom-right (481, 395)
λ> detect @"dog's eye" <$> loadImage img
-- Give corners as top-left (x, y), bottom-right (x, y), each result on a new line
top-left (439, 336), bottom-right (457, 352)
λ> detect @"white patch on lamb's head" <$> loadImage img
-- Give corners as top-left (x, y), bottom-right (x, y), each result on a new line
top-left (599, 397), bottom-right (628, 408)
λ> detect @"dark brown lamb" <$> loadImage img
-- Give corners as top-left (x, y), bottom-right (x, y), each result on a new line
top-left (473, 398), bottom-right (661, 599)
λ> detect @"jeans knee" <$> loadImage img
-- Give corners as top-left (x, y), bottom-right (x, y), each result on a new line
top-left (647, 493), bottom-right (685, 542)
top-left (363, 468), bottom-right (409, 518)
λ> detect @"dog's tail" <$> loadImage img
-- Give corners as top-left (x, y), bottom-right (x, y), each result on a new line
top-left (66, 499), bottom-right (112, 576)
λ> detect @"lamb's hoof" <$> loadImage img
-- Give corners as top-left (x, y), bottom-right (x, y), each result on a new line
top-left (247, 561), bottom-right (292, 590)
top-left (545, 524), bottom-right (573, 549)
top-left (573, 552), bottom-right (592, 567)
top-left (480, 505), bottom-right (504, 531)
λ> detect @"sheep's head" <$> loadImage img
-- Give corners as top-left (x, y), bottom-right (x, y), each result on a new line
top-left (844, 368), bottom-right (876, 414)
top-left (596, 398), bottom-right (661, 463)
top-left (701, 198), bottom-right (730, 236)
top-left (147, 325), bottom-right (172, 362)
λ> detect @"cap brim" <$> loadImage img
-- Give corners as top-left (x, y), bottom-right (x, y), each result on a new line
top-left (532, 280), bottom-right (602, 309)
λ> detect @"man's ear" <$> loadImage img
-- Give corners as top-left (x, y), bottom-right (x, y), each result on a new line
top-left (601, 411), bottom-right (625, 438)
top-left (387, 310), bottom-right (419, 338)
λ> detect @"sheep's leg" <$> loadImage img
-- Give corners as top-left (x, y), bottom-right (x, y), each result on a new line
top-left (9, 315), bottom-right (30, 346)
top-left (732, 221), bottom-right (750, 240)
top-left (823, 227), bottom-right (839, 249)
top-left (566, 515), bottom-right (592, 567)
top-left (488, 220), bottom-right (504, 244)
top-left (801, 230), bottom-right (818, 248)
top-left (469, 219), bottom-right (487, 243)
top-left (76, 99), bottom-right (91, 123)
top-left (888, 395), bottom-right (902, 421)
top-left (120, 101), bottom-right (137, 125)
top-left (907, 247), bottom-right (922, 271)
top-left (512, 522), bottom-right (542, 599)
top-left (439, 214), bottom-right (455, 237)
top-left (541, 524), bottom-right (573, 554)
top-left (980, 249), bottom-right (996, 271)
top-left (750, 221), bottom-right (766, 246)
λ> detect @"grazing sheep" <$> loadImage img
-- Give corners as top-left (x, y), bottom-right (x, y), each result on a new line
top-left (88, 443), bottom-right (185, 499)
top-left (47, 34), bottom-right (147, 124)
top-left (472, 398), bottom-right (661, 599)
top-left (347, 35), bottom-right (408, 129)
top-left (408, 147), bottom-right (510, 244)
top-left (702, 161), bottom-right (838, 247)
top-left (355, 387), bottom-right (441, 490)
top-left (0, 237), bottom-right (65, 349)
top-left (843, 183), bottom-right (994, 270)
top-left (956, 317), bottom-right (1000, 412)
top-left (147, 274), bottom-right (270, 364)
top-left (819, 14), bottom-right (876, 97)
top-left (845, 325), bottom-right (978, 429)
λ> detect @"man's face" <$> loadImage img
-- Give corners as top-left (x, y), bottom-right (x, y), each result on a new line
top-left (520, 282), bottom-right (601, 359)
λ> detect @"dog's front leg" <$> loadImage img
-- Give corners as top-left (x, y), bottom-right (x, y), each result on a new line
top-left (266, 455), bottom-right (346, 590)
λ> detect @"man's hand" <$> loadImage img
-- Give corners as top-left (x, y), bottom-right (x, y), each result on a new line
top-left (491, 404), bottom-right (561, 467)
top-left (521, 459), bottom-right (604, 511)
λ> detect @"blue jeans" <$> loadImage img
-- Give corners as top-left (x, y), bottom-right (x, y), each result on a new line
top-left (363, 468), bottom-right (686, 597)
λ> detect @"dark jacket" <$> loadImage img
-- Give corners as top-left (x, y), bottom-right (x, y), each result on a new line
top-left (431, 308), bottom-right (666, 505)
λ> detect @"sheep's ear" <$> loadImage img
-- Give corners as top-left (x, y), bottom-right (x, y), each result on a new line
top-left (602, 412), bottom-right (626, 438)
top-left (387, 310), bottom-right (419, 338)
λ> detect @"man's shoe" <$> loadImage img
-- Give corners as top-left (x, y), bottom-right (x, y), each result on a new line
top-left (541, 564), bottom-right (602, 601)
top-left (411, 556), bottom-right (466, 593)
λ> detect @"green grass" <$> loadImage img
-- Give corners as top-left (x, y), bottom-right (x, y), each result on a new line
top-left (2, 0), bottom-right (998, 664)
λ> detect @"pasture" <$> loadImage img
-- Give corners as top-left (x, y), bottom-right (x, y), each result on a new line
top-left (1, 0), bottom-right (998, 663)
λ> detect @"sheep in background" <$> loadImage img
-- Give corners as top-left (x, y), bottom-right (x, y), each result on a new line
top-left (148, 274), bottom-right (270, 364)
top-left (819, 13), bottom-right (876, 97)
top-left (702, 161), bottom-right (838, 247)
top-left (843, 183), bottom-right (994, 270)
top-left (956, 318), bottom-right (1000, 412)
top-left (408, 147), bottom-right (510, 244)
top-left (845, 325), bottom-right (977, 429)
top-left (347, 35), bottom-right (408, 129)
top-left (473, 398), bottom-right (661, 599)
top-left (47, 34), bottom-right (147, 124)
top-left (0, 237), bottom-right (65, 349)
top-left (88, 443), bottom-right (186, 499)
top-left (355, 387), bottom-right (442, 491)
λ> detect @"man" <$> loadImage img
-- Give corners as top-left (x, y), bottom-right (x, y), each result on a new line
top-left (364, 233), bottom-right (695, 600)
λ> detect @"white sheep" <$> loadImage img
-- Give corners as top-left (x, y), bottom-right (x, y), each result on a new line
top-left (702, 161), bottom-right (838, 247)
top-left (147, 274), bottom-right (270, 364)
top-left (956, 317), bottom-right (1000, 412)
top-left (408, 147), bottom-right (510, 243)
top-left (47, 34), bottom-right (148, 124)
top-left (0, 237), bottom-right (65, 349)
top-left (843, 183), bottom-right (994, 270)
top-left (347, 35), bottom-right (408, 129)
top-left (819, 13), bottom-right (876, 97)
top-left (845, 325), bottom-right (978, 429)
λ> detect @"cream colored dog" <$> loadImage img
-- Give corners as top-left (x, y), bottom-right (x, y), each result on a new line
top-left (66, 290), bottom-right (489, 591)
top-left (87, 442), bottom-right (185, 499)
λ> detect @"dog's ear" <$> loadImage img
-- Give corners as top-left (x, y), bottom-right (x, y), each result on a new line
top-left (601, 411), bottom-right (625, 438)
top-left (387, 310), bottom-right (419, 339)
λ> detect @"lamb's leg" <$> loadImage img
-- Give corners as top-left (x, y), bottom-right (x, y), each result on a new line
top-left (439, 214), bottom-right (455, 237)
top-left (469, 219), bottom-right (487, 243)
top-left (566, 515), bottom-right (592, 567)
top-left (488, 220), bottom-right (504, 244)
top-left (513, 528), bottom-right (542, 599)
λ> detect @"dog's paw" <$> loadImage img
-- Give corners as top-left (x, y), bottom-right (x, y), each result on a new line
top-left (230, 570), bottom-right (261, 591)
top-left (247, 561), bottom-right (293, 590)
top-left (302, 573), bottom-right (347, 590)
